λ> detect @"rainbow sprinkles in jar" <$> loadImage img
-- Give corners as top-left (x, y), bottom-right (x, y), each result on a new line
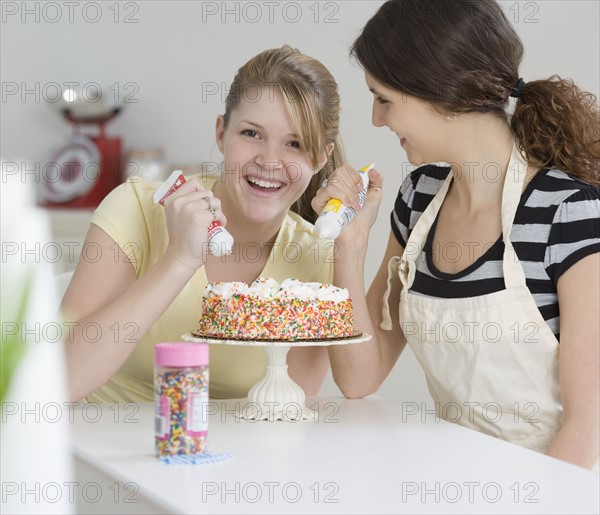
top-left (154, 343), bottom-right (209, 457)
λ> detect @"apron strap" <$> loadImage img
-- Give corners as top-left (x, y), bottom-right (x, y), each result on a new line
top-left (402, 170), bottom-right (454, 290)
top-left (381, 256), bottom-right (401, 331)
top-left (382, 143), bottom-right (528, 314)
top-left (501, 145), bottom-right (529, 289)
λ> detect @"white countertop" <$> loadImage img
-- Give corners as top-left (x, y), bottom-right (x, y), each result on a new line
top-left (69, 397), bottom-right (599, 514)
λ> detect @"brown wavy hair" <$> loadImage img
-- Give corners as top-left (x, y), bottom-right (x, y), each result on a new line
top-left (223, 45), bottom-right (346, 223)
top-left (351, 0), bottom-right (600, 186)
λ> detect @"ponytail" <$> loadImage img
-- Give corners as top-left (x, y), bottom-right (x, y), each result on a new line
top-left (512, 76), bottom-right (600, 186)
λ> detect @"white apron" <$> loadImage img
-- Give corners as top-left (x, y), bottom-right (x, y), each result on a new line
top-left (382, 145), bottom-right (565, 452)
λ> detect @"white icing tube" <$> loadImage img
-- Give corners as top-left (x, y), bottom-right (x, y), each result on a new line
top-left (154, 170), bottom-right (233, 256)
top-left (314, 161), bottom-right (376, 240)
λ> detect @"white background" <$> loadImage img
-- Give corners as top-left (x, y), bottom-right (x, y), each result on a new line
top-left (2, 0), bottom-right (599, 401)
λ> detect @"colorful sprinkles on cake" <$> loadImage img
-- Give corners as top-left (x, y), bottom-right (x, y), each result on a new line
top-left (197, 278), bottom-right (354, 340)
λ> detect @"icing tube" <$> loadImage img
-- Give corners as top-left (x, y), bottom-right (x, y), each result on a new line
top-left (154, 170), bottom-right (234, 256)
top-left (314, 161), bottom-right (376, 240)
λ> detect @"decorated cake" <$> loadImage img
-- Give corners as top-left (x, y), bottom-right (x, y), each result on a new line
top-left (195, 277), bottom-right (354, 341)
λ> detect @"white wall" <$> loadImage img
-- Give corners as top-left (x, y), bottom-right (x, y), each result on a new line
top-left (2, 0), bottom-right (598, 402)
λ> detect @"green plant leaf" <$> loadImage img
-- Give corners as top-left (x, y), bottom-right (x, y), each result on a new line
top-left (1, 273), bottom-right (32, 403)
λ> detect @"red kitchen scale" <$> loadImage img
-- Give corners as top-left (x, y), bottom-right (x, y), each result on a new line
top-left (42, 91), bottom-right (124, 208)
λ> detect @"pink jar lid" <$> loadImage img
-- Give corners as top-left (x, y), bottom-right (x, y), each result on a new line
top-left (155, 342), bottom-right (209, 367)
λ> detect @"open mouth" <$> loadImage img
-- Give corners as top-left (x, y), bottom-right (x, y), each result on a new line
top-left (245, 176), bottom-right (285, 192)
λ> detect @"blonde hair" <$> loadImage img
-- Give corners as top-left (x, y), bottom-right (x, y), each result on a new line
top-left (223, 45), bottom-right (346, 223)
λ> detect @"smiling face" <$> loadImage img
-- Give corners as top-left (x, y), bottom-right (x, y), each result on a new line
top-left (215, 87), bottom-right (330, 225)
top-left (365, 71), bottom-right (453, 166)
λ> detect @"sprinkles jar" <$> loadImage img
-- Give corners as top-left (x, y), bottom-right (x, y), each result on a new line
top-left (154, 343), bottom-right (209, 457)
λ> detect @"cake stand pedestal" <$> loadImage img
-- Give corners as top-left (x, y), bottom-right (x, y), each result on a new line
top-left (182, 333), bottom-right (371, 422)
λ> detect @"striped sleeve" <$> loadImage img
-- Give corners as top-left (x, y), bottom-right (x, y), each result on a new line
top-left (390, 174), bottom-right (417, 247)
top-left (390, 165), bottom-right (451, 248)
top-left (544, 185), bottom-right (600, 284)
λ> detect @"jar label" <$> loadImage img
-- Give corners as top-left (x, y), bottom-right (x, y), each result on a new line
top-left (186, 391), bottom-right (208, 437)
top-left (154, 395), bottom-right (170, 440)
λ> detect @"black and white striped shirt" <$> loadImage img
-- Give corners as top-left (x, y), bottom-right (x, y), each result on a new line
top-left (391, 165), bottom-right (600, 340)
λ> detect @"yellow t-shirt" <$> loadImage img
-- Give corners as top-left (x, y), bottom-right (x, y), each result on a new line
top-left (87, 174), bottom-right (334, 401)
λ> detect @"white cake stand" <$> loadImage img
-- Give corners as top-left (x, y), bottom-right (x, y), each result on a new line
top-left (182, 333), bottom-right (371, 421)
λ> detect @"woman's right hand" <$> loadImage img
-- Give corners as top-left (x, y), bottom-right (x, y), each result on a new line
top-left (311, 165), bottom-right (384, 239)
top-left (353, 167), bottom-right (384, 233)
top-left (162, 180), bottom-right (227, 271)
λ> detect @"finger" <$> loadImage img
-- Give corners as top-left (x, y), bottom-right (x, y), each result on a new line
top-left (328, 165), bottom-right (363, 193)
top-left (327, 164), bottom-right (354, 181)
top-left (315, 171), bottom-right (364, 209)
top-left (183, 193), bottom-right (223, 218)
top-left (206, 207), bottom-right (227, 228)
top-left (312, 162), bottom-right (368, 214)
top-left (311, 186), bottom-right (358, 213)
top-left (325, 183), bottom-right (359, 208)
top-left (330, 166), bottom-right (367, 211)
top-left (217, 211), bottom-right (227, 227)
top-left (368, 169), bottom-right (383, 190)
top-left (311, 187), bottom-right (332, 214)
top-left (365, 169), bottom-right (384, 200)
top-left (189, 206), bottom-right (227, 229)
top-left (163, 180), bottom-right (213, 207)
top-left (186, 186), bottom-right (218, 208)
top-left (312, 184), bottom-right (360, 214)
top-left (186, 179), bottom-right (213, 194)
top-left (168, 190), bottom-right (219, 212)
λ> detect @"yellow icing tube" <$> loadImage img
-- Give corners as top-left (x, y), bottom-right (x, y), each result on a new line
top-left (315, 162), bottom-right (376, 239)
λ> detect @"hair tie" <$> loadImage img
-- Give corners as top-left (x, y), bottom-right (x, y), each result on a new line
top-left (510, 78), bottom-right (525, 98)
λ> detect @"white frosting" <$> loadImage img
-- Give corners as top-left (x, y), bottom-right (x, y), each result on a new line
top-left (204, 277), bottom-right (349, 303)
top-left (205, 281), bottom-right (250, 297)
top-left (315, 284), bottom-right (349, 302)
top-left (278, 279), bottom-right (318, 300)
top-left (250, 277), bottom-right (280, 300)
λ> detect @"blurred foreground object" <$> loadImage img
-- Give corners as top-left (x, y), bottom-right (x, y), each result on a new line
top-left (1, 161), bottom-right (75, 514)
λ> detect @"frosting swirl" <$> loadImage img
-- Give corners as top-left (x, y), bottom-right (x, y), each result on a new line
top-left (203, 277), bottom-right (349, 303)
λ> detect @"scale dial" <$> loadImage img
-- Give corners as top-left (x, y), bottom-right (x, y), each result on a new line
top-left (43, 134), bottom-right (100, 203)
